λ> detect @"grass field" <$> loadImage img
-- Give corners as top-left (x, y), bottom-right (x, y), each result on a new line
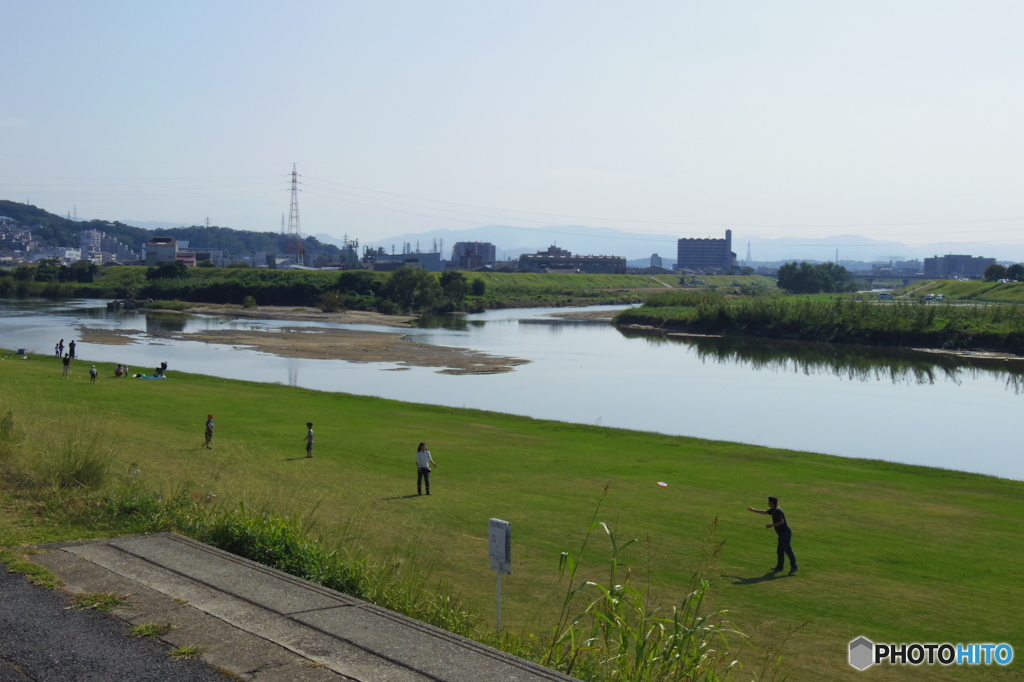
top-left (901, 279), bottom-right (1024, 304)
top-left (1, 352), bottom-right (1022, 680)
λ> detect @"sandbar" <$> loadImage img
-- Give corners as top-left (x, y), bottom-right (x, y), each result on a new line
top-left (78, 326), bottom-right (530, 375)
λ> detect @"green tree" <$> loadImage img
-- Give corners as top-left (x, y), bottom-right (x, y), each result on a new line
top-left (335, 270), bottom-right (380, 296)
top-left (33, 259), bottom-right (60, 282)
top-left (384, 268), bottom-right (441, 311)
top-left (146, 260), bottom-right (189, 280)
top-left (440, 271), bottom-right (469, 306)
top-left (1007, 263), bottom-right (1024, 281)
top-left (984, 263), bottom-right (1008, 281)
top-left (777, 261), bottom-right (855, 294)
top-left (740, 266), bottom-right (755, 276)
top-left (471, 278), bottom-right (486, 296)
top-left (58, 259), bottom-right (99, 283)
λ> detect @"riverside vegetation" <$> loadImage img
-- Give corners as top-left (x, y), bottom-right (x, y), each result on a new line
top-left (615, 290), bottom-right (1024, 355)
top-left (0, 264), bottom-right (676, 314)
top-left (1, 354), bottom-right (1022, 680)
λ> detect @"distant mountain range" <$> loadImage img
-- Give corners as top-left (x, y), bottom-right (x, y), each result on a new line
top-left (8, 198), bottom-right (1019, 265)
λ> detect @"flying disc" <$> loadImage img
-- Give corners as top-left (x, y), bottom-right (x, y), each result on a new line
top-left (657, 482), bottom-right (668, 487)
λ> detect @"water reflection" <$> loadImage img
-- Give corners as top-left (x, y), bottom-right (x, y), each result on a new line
top-left (414, 313), bottom-right (484, 331)
top-left (144, 313), bottom-right (189, 334)
top-left (619, 329), bottom-right (1024, 392)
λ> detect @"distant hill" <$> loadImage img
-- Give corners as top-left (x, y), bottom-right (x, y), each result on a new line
top-left (0, 200), bottom-right (341, 260)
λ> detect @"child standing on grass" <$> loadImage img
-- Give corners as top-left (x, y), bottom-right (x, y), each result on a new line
top-left (304, 422), bottom-right (314, 458)
top-left (89, 365), bottom-right (97, 384)
top-left (61, 353), bottom-right (70, 378)
top-left (204, 415), bottom-right (215, 449)
top-left (416, 442), bottom-right (437, 496)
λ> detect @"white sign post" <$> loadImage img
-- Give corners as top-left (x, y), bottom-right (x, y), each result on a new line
top-left (488, 518), bottom-right (512, 631)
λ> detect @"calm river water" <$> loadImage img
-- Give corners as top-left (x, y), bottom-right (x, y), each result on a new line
top-left (2, 299), bottom-right (1021, 480)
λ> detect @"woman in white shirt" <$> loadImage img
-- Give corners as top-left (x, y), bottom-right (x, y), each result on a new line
top-left (416, 443), bottom-right (437, 495)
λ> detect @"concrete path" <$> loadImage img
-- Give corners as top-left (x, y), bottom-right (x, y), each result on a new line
top-left (32, 533), bottom-right (578, 682)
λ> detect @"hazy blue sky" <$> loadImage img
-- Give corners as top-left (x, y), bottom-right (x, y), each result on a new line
top-left (3, 1), bottom-right (1024, 248)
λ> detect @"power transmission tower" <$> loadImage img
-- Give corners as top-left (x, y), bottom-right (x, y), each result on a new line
top-left (286, 163), bottom-right (304, 266)
top-left (205, 217), bottom-right (211, 228)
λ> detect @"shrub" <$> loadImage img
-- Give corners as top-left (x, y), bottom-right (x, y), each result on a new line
top-left (471, 278), bottom-right (486, 296)
top-left (242, 295), bottom-right (257, 309)
top-left (319, 291), bottom-right (345, 313)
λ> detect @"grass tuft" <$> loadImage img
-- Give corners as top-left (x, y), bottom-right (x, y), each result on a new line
top-left (168, 644), bottom-right (204, 660)
top-left (6, 559), bottom-right (64, 590)
top-left (130, 622), bottom-right (174, 638)
top-left (70, 592), bottom-right (126, 611)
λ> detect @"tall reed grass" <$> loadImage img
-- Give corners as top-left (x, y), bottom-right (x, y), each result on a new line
top-left (618, 295), bottom-right (1024, 353)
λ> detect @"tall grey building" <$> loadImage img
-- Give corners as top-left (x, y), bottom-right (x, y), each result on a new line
top-left (676, 230), bottom-right (737, 272)
top-left (923, 254), bottom-right (995, 279)
top-left (451, 242), bottom-right (496, 269)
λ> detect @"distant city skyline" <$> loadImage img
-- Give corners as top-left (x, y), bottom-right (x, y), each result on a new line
top-left (3, 3), bottom-right (1024, 249)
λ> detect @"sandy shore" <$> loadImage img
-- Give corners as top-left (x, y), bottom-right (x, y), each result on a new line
top-left (148, 304), bottom-right (417, 327)
top-left (78, 326), bottom-right (530, 375)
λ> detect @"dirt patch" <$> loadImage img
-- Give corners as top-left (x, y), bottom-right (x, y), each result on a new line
top-left (78, 326), bottom-right (530, 375)
top-left (77, 328), bottom-right (141, 346)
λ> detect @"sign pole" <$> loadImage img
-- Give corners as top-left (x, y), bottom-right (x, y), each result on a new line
top-left (496, 571), bottom-right (503, 631)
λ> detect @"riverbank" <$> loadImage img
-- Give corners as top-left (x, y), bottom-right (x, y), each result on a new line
top-left (1, 351), bottom-right (1021, 681)
top-left (616, 290), bottom-right (1024, 356)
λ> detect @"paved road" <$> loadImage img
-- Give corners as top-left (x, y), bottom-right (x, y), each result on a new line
top-left (0, 562), bottom-right (227, 682)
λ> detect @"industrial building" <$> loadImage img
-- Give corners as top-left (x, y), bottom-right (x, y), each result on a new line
top-left (518, 245), bottom-right (626, 274)
top-left (145, 237), bottom-right (178, 266)
top-left (923, 254), bottom-right (995, 279)
top-left (676, 230), bottom-right (737, 272)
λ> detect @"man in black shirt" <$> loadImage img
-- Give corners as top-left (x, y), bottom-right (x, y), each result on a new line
top-left (748, 496), bottom-right (798, 575)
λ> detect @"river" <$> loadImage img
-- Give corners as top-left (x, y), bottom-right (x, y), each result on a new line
top-left (2, 298), bottom-right (1021, 480)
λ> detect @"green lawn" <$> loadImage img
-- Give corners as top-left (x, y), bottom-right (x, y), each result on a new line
top-left (1, 352), bottom-right (1021, 680)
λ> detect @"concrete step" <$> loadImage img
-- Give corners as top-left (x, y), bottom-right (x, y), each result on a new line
top-left (34, 533), bottom-right (578, 682)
